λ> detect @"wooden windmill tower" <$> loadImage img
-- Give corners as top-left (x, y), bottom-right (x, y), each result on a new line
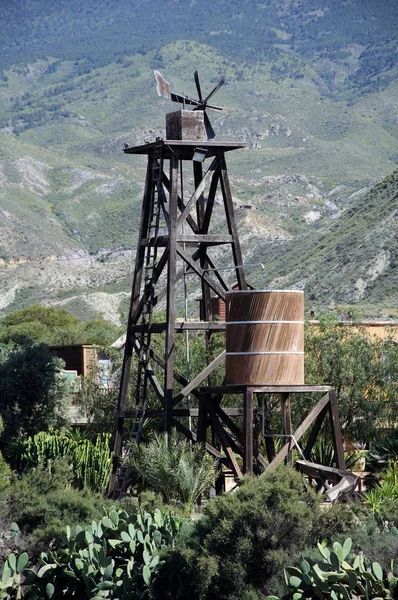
top-left (108, 71), bottom-right (249, 495)
top-left (109, 71), bottom-right (349, 501)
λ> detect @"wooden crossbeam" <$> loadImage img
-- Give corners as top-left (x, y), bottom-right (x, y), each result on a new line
top-left (176, 243), bottom-right (226, 300)
top-left (265, 393), bottom-right (331, 472)
top-left (174, 351), bottom-right (226, 402)
top-left (176, 157), bottom-right (218, 227)
top-left (162, 171), bottom-right (199, 233)
top-left (205, 400), bottom-right (243, 479)
top-left (172, 418), bottom-right (224, 459)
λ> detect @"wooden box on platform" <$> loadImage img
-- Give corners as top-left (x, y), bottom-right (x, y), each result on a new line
top-left (166, 110), bottom-right (206, 140)
top-left (225, 290), bottom-right (304, 385)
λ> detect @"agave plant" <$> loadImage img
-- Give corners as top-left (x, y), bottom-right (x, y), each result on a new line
top-left (127, 431), bottom-right (217, 511)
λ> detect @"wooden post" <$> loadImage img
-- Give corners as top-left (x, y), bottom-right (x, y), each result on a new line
top-left (328, 390), bottom-right (346, 470)
top-left (243, 388), bottom-right (254, 474)
top-left (281, 392), bottom-right (293, 465)
top-left (163, 153), bottom-right (179, 432)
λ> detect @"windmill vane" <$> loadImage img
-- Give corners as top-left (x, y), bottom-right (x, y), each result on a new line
top-left (154, 70), bottom-right (225, 140)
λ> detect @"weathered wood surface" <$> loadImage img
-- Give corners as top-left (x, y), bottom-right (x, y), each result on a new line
top-left (166, 110), bottom-right (206, 141)
top-left (225, 290), bottom-right (304, 386)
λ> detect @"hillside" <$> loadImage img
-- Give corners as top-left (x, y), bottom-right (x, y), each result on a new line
top-left (0, 0), bottom-right (397, 321)
top-left (264, 169), bottom-right (398, 309)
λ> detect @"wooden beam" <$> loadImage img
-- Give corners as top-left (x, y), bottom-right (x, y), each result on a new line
top-left (199, 385), bottom-right (334, 394)
top-left (176, 243), bottom-right (226, 300)
top-left (142, 234), bottom-right (233, 246)
top-left (218, 151), bottom-right (247, 290)
top-left (163, 153), bottom-right (178, 431)
top-left (265, 393), bottom-right (331, 473)
top-left (205, 401), bottom-right (243, 479)
top-left (176, 157), bottom-right (218, 227)
top-left (172, 418), bottom-right (224, 459)
top-left (202, 167), bottom-right (220, 233)
top-left (203, 253), bottom-right (230, 292)
top-left (281, 392), bottom-right (293, 465)
top-left (130, 321), bottom-right (227, 333)
top-left (174, 351), bottom-right (226, 402)
top-left (328, 390), bottom-right (346, 470)
top-left (303, 405), bottom-right (328, 460)
top-left (243, 389), bottom-right (254, 474)
top-left (162, 170), bottom-right (199, 233)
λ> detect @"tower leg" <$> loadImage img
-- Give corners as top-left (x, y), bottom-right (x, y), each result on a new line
top-left (243, 389), bottom-right (254, 474)
top-left (163, 154), bottom-right (179, 432)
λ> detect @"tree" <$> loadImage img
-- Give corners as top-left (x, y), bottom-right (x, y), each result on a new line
top-left (302, 316), bottom-right (398, 442)
top-left (0, 305), bottom-right (120, 346)
top-left (0, 343), bottom-right (69, 443)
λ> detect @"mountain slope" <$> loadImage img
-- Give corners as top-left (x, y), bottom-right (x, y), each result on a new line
top-left (0, 0), bottom-right (397, 320)
top-left (264, 169), bottom-right (398, 306)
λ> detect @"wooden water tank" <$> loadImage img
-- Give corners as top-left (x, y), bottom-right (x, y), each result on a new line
top-left (225, 290), bottom-right (304, 385)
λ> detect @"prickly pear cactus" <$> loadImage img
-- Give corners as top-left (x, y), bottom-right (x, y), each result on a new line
top-left (0, 506), bottom-right (187, 599)
top-left (267, 537), bottom-right (398, 600)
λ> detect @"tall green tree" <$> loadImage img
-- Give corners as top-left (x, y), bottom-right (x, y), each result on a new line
top-left (0, 343), bottom-right (69, 442)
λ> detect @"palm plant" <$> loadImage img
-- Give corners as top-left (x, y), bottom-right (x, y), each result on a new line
top-left (127, 431), bottom-right (217, 511)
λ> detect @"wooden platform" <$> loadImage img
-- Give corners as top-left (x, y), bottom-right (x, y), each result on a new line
top-left (124, 139), bottom-right (248, 159)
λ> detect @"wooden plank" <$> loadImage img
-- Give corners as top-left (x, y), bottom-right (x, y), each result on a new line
top-left (161, 171), bottom-right (199, 233)
top-left (243, 389), bottom-right (254, 474)
top-left (176, 157), bottom-right (218, 227)
top-left (205, 401), bottom-right (243, 478)
top-left (218, 151), bottom-right (247, 290)
top-left (173, 351), bottom-right (226, 402)
top-left (163, 153), bottom-right (179, 431)
top-left (141, 234), bottom-right (233, 246)
top-left (124, 140), bottom-right (248, 157)
top-left (202, 168), bottom-right (220, 233)
top-left (172, 418), bottom-right (224, 459)
top-left (199, 385), bottom-right (334, 394)
top-left (328, 390), bottom-right (346, 470)
top-left (124, 407), bottom-right (243, 418)
top-left (303, 405), bottom-right (328, 460)
top-left (176, 243), bottom-right (226, 300)
top-left (265, 393), bottom-right (331, 472)
top-left (281, 392), bottom-right (293, 465)
top-left (130, 321), bottom-right (227, 333)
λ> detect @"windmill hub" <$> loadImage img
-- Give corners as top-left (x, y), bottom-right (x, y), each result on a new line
top-left (166, 109), bottom-right (207, 141)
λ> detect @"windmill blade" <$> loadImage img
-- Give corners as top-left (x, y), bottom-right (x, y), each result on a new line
top-left (154, 71), bottom-right (171, 99)
top-left (203, 111), bottom-right (216, 140)
top-left (155, 70), bottom-right (199, 106)
top-left (170, 92), bottom-right (200, 107)
top-left (194, 70), bottom-right (203, 102)
top-left (203, 76), bottom-right (225, 105)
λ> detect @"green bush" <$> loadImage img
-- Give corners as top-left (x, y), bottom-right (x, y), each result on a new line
top-left (1, 460), bottom-right (106, 554)
top-left (153, 466), bottom-right (321, 599)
